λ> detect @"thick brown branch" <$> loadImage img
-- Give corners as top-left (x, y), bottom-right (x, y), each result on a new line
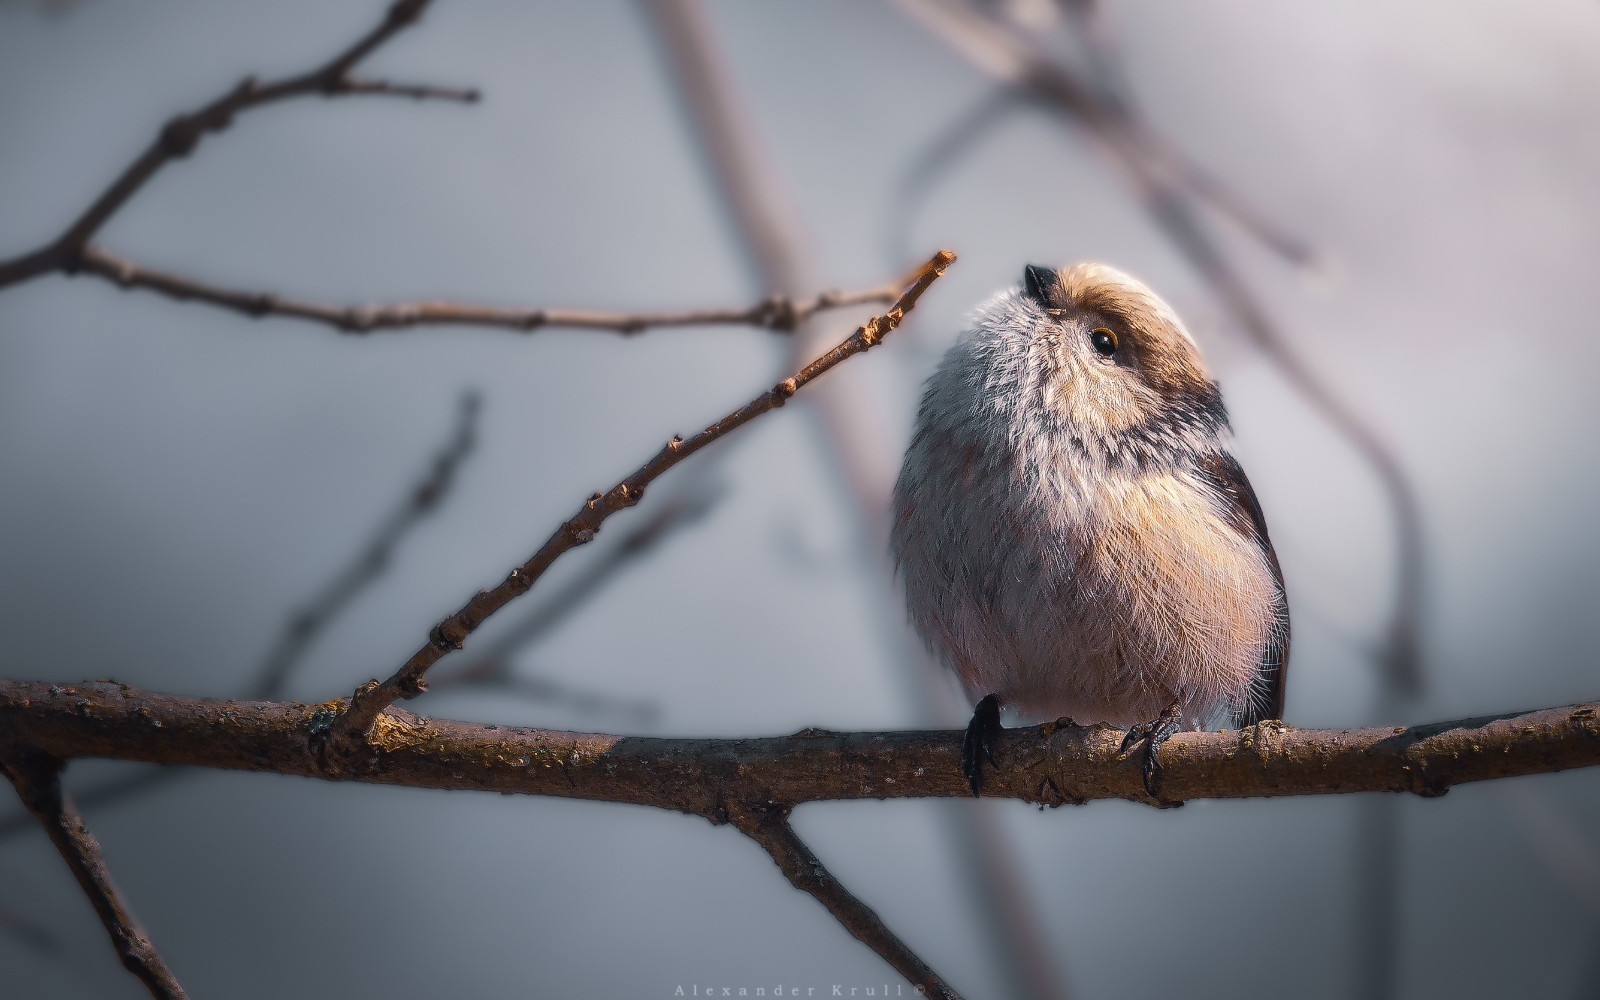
top-left (0, 0), bottom-right (450, 289)
top-left (73, 244), bottom-right (901, 335)
top-left (732, 806), bottom-right (965, 1000)
top-left (329, 249), bottom-right (956, 743)
top-left (3, 680), bottom-right (1596, 812)
top-left (0, 749), bottom-right (188, 1000)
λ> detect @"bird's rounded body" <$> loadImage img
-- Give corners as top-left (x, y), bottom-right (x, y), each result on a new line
top-left (891, 263), bottom-right (1288, 731)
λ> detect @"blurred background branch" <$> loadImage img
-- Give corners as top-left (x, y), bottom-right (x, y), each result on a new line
top-left (640, 1), bottom-right (1070, 996)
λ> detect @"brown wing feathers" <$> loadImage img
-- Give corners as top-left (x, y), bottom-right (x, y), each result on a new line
top-left (1196, 452), bottom-right (1290, 724)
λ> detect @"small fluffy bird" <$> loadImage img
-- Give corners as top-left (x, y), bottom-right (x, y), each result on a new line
top-left (890, 263), bottom-right (1289, 796)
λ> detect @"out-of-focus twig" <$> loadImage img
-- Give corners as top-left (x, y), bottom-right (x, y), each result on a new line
top-left (0, 899), bottom-right (60, 954)
top-left (638, 0), bottom-right (807, 295)
top-left (428, 480), bottom-right (725, 723)
top-left (255, 391), bottom-right (481, 700)
top-left (886, 85), bottom-right (1026, 265)
top-left (0, 393), bottom-right (482, 843)
top-left (892, 0), bottom-right (1319, 268)
top-left (0, 768), bottom-right (178, 843)
top-left (889, 0), bottom-right (1424, 699)
top-left (1492, 779), bottom-right (1600, 918)
top-left (329, 250), bottom-right (956, 745)
top-left (642, 3), bottom-right (1073, 996)
top-left (0, 751), bottom-right (187, 1000)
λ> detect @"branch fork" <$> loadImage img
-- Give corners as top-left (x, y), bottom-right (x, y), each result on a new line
top-left (327, 249), bottom-right (956, 747)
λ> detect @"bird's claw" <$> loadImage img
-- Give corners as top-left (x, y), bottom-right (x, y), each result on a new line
top-left (962, 694), bottom-right (1003, 797)
top-left (1119, 699), bottom-right (1184, 798)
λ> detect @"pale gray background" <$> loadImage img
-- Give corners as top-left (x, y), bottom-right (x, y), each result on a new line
top-left (2, 1), bottom-right (1598, 998)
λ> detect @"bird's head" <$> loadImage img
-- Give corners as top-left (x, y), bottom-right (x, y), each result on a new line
top-left (1015, 262), bottom-right (1226, 447)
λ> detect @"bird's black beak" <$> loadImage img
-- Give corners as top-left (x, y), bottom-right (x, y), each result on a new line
top-left (1023, 264), bottom-right (1059, 305)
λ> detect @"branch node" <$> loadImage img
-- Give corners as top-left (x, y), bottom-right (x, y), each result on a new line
top-left (59, 244), bottom-right (86, 275)
top-left (333, 252), bottom-right (955, 722)
top-left (158, 116), bottom-right (204, 158)
top-left (388, 0), bottom-right (428, 27)
top-left (761, 295), bottom-right (798, 332)
top-left (429, 619), bottom-right (467, 652)
top-left (771, 377), bottom-right (798, 405)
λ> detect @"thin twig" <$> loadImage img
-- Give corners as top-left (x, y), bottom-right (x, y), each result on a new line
top-left (255, 391), bottom-right (481, 700)
top-left (891, 0), bottom-right (1316, 268)
top-left (891, 0), bottom-right (1425, 697)
top-left (638, 0), bottom-right (808, 294)
top-left (328, 249), bottom-right (956, 745)
top-left (731, 805), bottom-right (964, 1000)
top-left (0, 0), bottom-right (457, 289)
top-left (885, 85), bottom-right (1027, 265)
top-left (957, 802), bottom-right (1072, 1000)
top-left (0, 3), bottom-right (901, 339)
top-left (0, 767), bottom-right (179, 842)
top-left (1049, 0), bottom-right (1319, 268)
top-left (0, 750), bottom-right (187, 1000)
top-left (429, 671), bottom-right (659, 724)
top-left (72, 244), bottom-right (900, 335)
top-left (0, 900), bottom-right (60, 954)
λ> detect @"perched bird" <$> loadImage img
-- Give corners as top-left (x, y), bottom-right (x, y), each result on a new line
top-left (890, 263), bottom-right (1289, 796)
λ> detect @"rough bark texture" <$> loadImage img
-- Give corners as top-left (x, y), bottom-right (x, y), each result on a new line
top-left (5, 680), bottom-right (1596, 815)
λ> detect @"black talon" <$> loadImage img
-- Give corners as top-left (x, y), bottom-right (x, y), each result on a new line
top-left (1118, 698), bottom-right (1184, 798)
top-left (962, 693), bottom-right (1003, 797)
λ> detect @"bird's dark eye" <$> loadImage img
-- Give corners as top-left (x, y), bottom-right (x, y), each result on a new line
top-left (1091, 328), bottom-right (1118, 356)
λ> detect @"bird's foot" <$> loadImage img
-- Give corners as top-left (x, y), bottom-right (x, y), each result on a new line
top-left (1118, 698), bottom-right (1184, 798)
top-left (962, 694), bottom-right (1002, 797)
